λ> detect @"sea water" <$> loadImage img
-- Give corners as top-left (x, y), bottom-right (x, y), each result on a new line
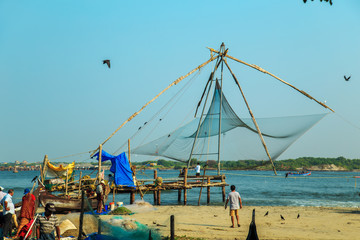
top-left (1, 170), bottom-right (359, 208)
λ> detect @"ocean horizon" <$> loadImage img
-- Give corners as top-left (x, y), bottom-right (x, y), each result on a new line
top-left (1, 169), bottom-right (359, 208)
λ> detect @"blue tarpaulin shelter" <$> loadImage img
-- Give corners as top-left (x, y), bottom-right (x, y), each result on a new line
top-left (92, 151), bottom-right (135, 188)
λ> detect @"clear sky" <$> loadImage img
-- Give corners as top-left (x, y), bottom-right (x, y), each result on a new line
top-left (1, 0), bottom-right (360, 163)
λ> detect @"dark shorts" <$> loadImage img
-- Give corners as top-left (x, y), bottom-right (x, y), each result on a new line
top-left (196, 173), bottom-right (200, 177)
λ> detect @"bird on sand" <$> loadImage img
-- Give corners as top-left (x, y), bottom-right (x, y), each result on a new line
top-left (280, 215), bottom-right (285, 220)
top-left (103, 59), bottom-right (111, 68)
top-left (344, 75), bottom-right (351, 81)
top-left (297, 214), bottom-right (300, 219)
top-left (264, 211), bottom-right (269, 216)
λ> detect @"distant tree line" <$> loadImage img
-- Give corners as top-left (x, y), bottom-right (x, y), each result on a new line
top-left (132, 156), bottom-right (360, 171)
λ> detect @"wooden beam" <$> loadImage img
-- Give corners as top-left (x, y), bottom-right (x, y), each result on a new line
top-left (207, 47), bottom-right (334, 113)
top-left (224, 59), bottom-right (277, 175)
top-left (91, 55), bottom-right (218, 156)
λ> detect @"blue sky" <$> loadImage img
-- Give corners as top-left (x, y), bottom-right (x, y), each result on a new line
top-left (1, 0), bottom-right (360, 163)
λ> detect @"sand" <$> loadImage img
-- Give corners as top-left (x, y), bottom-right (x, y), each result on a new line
top-left (105, 205), bottom-right (360, 240)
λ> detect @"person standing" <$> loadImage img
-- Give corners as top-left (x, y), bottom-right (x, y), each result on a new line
top-left (1, 189), bottom-right (15, 237)
top-left (96, 180), bottom-right (106, 213)
top-left (36, 203), bottom-right (60, 240)
top-left (225, 185), bottom-right (242, 228)
top-left (195, 163), bottom-right (201, 177)
top-left (14, 188), bottom-right (36, 238)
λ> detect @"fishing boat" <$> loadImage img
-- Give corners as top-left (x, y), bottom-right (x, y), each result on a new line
top-left (38, 186), bottom-right (110, 213)
top-left (38, 159), bottom-right (111, 213)
top-left (286, 171), bottom-right (311, 177)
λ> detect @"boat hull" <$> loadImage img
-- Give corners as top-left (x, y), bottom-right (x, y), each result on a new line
top-left (39, 188), bottom-right (108, 213)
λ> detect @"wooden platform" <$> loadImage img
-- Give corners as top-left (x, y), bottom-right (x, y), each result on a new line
top-left (111, 169), bottom-right (228, 205)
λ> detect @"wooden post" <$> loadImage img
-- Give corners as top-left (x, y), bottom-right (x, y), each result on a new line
top-left (178, 189), bottom-right (182, 202)
top-left (153, 170), bottom-right (158, 205)
top-left (78, 191), bottom-right (85, 240)
top-left (221, 175), bottom-right (226, 202)
top-left (157, 190), bottom-right (161, 205)
top-left (65, 169), bottom-right (69, 197)
top-left (207, 177), bottom-right (211, 204)
top-left (170, 215), bottom-right (175, 240)
top-left (130, 191), bottom-right (135, 204)
top-left (128, 139), bottom-right (132, 168)
top-left (112, 186), bottom-right (115, 203)
top-left (98, 144), bottom-right (103, 182)
top-left (184, 168), bottom-right (188, 205)
top-left (197, 165), bottom-right (208, 205)
top-left (98, 218), bottom-right (101, 235)
top-left (78, 172), bottom-right (82, 198)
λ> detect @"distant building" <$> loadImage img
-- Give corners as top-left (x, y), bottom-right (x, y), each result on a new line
top-left (22, 160), bottom-right (28, 165)
top-left (15, 161), bottom-right (20, 165)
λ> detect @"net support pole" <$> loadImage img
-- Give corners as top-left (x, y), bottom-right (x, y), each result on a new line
top-left (207, 47), bottom-right (335, 113)
top-left (90, 56), bottom-right (218, 157)
top-left (224, 59), bottom-right (278, 175)
top-left (98, 144), bottom-right (102, 182)
top-left (217, 43), bottom-right (226, 175)
top-left (187, 56), bottom-right (221, 169)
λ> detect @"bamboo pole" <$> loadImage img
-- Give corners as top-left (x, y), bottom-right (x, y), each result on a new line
top-left (221, 175), bottom-right (226, 202)
top-left (224, 59), bottom-right (277, 175)
top-left (197, 165), bottom-right (208, 205)
top-left (187, 58), bottom-right (221, 169)
top-left (65, 169), bottom-right (69, 196)
top-left (153, 170), bottom-right (158, 205)
top-left (184, 168), bottom-right (188, 205)
top-left (98, 144), bottom-right (102, 182)
top-left (78, 191), bottom-right (85, 240)
top-left (78, 172), bottom-right (82, 199)
top-left (207, 177), bottom-right (211, 204)
top-left (207, 47), bottom-right (334, 113)
top-left (90, 56), bottom-right (218, 156)
top-left (41, 155), bottom-right (48, 183)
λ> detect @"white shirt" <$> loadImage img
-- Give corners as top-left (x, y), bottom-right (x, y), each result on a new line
top-left (227, 191), bottom-right (241, 210)
top-left (1, 193), bottom-right (15, 215)
top-left (0, 191), bottom-right (6, 202)
top-left (195, 165), bottom-right (201, 173)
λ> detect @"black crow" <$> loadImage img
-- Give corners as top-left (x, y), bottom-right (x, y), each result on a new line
top-left (280, 215), bottom-right (285, 220)
top-left (264, 211), bottom-right (269, 216)
top-left (103, 59), bottom-right (111, 68)
top-left (344, 75), bottom-right (351, 81)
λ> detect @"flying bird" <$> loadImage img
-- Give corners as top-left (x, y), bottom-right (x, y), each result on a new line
top-left (103, 59), bottom-right (111, 68)
top-left (264, 211), bottom-right (269, 216)
top-left (297, 214), bottom-right (300, 219)
top-left (344, 75), bottom-right (351, 81)
top-left (280, 215), bottom-right (285, 220)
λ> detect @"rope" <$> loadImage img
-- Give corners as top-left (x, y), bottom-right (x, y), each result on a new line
top-left (48, 150), bottom-right (93, 161)
top-left (113, 70), bottom-right (201, 155)
top-left (335, 112), bottom-right (360, 131)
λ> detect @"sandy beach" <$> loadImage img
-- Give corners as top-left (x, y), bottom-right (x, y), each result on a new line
top-left (96, 205), bottom-right (360, 240)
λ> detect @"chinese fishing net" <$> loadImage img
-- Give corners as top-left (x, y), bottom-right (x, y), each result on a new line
top-left (130, 80), bottom-right (328, 163)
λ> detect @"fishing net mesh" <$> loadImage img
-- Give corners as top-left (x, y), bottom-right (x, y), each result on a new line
top-left (131, 81), bottom-right (327, 162)
top-left (59, 197), bottom-right (161, 240)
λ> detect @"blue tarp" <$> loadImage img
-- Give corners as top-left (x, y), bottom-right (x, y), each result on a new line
top-left (92, 151), bottom-right (135, 188)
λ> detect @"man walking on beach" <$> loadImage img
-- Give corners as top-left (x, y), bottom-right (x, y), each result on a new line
top-left (225, 185), bottom-right (242, 228)
top-left (1, 189), bottom-right (15, 237)
top-left (36, 203), bottom-right (60, 240)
